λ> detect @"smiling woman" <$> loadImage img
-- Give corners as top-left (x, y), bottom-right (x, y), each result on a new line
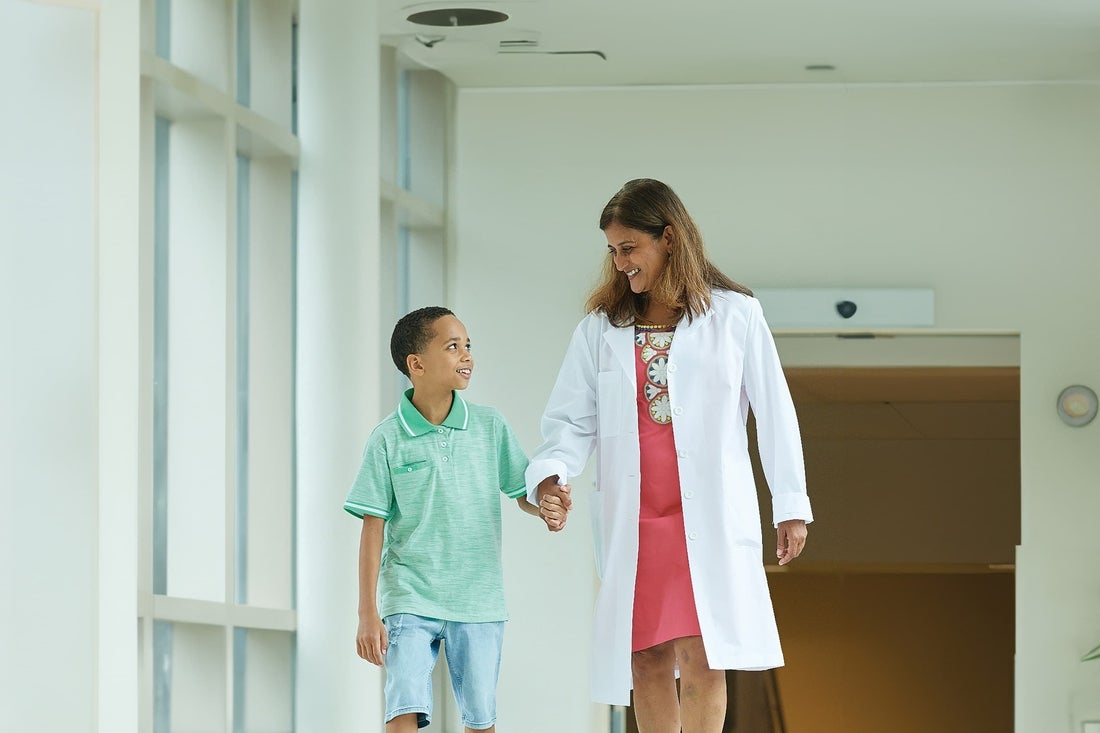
top-left (527, 178), bottom-right (813, 733)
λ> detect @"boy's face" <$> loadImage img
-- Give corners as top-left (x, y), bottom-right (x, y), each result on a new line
top-left (408, 315), bottom-right (473, 390)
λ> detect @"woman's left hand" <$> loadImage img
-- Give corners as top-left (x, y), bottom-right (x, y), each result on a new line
top-left (776, 519), bottom-right (808, 566)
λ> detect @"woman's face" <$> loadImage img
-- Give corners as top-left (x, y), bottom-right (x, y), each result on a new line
top-left (604, 222), bottom-right (671, 294)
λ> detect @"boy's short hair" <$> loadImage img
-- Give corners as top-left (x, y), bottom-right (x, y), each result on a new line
top-left (390, 306), bottom-right (455, 377)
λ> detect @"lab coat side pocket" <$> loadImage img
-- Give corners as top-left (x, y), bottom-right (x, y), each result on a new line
top-left (596, 370), bottom-right (624, 438)
top-left (590, 489), bottom-right (606, 580)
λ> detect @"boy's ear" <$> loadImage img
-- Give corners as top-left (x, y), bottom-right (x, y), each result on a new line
top-left (406, 353), bottom-right (423, 376)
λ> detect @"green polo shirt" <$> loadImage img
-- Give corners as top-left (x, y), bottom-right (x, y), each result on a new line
top-left (344, 389), bottom-right (529, 623)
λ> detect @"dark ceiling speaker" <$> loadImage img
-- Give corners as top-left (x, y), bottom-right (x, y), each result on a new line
top-left (407, 8), bottom-right (509, 26)
top-left (835, 300), bottom-right (857, 319)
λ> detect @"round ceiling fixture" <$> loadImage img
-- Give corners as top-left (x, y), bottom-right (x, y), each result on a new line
top-left (407, 8), bottom-right (509, 26)
top-left (1056, 384), bottom-right (1097, 427)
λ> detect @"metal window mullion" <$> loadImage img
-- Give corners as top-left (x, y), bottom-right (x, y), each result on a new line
top-left (224, 112), bottom-right (241, 733)
top-left (290, 167), bottom-right (299, 732)
top-left (152, 620), bottom-right (173, 733)
top-left (236, 155), bottom-right (251, 609)
top-left (236, 0), bottom-right (251, 108)
top-left (155, 0), bottom-right (171, 59)
top-left (397, 68), bottom-right (410, 190)
top-left (152, 114), bottom-right (171, 597)
top-left (233, 627), bottom-right (248, 733)
top-left (290, 168), bottom-right (299, 613)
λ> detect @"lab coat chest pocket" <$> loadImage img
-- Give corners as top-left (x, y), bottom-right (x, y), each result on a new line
top-left (597, 370), bottom-right (626, 438)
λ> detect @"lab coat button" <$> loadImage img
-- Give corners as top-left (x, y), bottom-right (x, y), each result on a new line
top-left (688, 532), bottom-right (698, 540)
top-left (442, 456), bottom-right (449, 462)
top-left (678, 450), bottom-right (687, 458)
top-left (441, 442), bottom-right (447, 447)
top-left (684, 490), bottom-right (694, 499)
top-left (668, 363), bottom-right (678, 373)
top-left (673, 407), bottom-right (684, 416)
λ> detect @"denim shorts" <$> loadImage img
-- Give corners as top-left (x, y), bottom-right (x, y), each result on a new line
top-left (383, 613), bottom-right (505, 730)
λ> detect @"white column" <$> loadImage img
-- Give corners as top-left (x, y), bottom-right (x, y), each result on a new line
top-left (0, 2), bottom-right (100, 731)
top-left (296, 0), bottom-right (383, 730)
top-left (97, 0), bottom-right (143, 732)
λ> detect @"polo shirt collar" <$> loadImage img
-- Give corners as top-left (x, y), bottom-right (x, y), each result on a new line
top-left (397, 389), bottom-right (469, 436)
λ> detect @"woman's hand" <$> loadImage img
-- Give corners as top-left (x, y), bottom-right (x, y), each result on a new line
top-left (776, 519), bottom-right (808, 566)
top-left (537, 475), bottom-right (573, 532)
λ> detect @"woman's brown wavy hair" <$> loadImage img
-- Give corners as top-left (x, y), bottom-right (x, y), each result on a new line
top-left (586, 178), bottom-right (752, 326)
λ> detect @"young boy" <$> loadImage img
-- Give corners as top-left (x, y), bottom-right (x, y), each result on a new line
top-left (344, 306), bottom-right (548, 733)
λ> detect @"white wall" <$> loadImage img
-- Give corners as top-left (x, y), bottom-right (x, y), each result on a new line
top-left (452, 82), bottom-right (1100, 732)
top-left (1, 3), bottom-right (98, 731)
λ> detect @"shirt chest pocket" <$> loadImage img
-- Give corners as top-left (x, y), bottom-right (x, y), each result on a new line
top-left (391, 459), bottom-right (433, 484)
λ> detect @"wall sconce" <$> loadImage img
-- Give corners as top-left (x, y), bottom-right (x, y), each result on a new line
top-left (1056, 385), bottom-right (1097, 427)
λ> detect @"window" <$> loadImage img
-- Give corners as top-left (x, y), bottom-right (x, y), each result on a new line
top-left (142, 1), bottom-right (298, 730)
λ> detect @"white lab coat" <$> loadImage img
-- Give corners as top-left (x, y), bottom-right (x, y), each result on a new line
top-left (525, 289), bottom-right (812, 706)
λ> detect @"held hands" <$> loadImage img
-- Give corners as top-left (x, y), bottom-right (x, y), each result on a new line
top-left (776, 519), bottom-right (808, 566)
top-left (537, 475), bottom-right (573, 532)
top-left (356, 613), bottom-right (387, 666)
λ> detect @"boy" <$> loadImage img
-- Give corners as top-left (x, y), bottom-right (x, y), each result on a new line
top-left (344, 306), bottom-right (548, 733)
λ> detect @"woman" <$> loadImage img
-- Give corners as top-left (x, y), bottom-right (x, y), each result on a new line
top-left (527, 179), bottom-right (812, 733)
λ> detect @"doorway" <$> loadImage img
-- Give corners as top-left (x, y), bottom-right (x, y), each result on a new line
top-left (762, 363), bottom-right (1019, 733)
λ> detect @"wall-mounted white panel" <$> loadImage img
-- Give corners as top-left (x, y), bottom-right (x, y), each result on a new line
top-left (755, 287), bottom-right (935, 329)
top-left (0, 3), bottom-right (97, 731)
top-left (774, 333), bottom-right (1020, 369)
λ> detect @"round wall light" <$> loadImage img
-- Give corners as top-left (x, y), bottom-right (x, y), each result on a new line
top-left (1056, 384), bottom-right (1097, 427)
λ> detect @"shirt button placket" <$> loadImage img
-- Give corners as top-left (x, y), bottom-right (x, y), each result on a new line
top-left (439, 428), bottom-right (451, 465)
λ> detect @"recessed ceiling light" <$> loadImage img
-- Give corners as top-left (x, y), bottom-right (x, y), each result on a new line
top-left (805, 64), bottom-right (836, 71)
top-left (407, 8), bottom-right (509, 26)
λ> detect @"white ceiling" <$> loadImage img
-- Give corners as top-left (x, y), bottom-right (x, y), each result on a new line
top-left (382, 0), bottom-right (1100, 87)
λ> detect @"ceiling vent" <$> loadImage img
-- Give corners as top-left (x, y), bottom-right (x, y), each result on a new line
top-left (499, 38), bottom-right (538, 50)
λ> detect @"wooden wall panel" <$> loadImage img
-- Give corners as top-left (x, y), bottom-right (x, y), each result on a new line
top-left (769, 573), bottom-right (1014, 733)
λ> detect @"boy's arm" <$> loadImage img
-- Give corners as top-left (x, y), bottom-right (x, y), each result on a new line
top-left (516, 497), bottom-right (540, 517)
top-left (356, 515), bottom-right (387, 666)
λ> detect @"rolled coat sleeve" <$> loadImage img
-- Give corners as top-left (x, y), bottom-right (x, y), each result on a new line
top-left (742, 299), bottom-right (813, 526)
top-left (525, 318), bottom-right (600, 504)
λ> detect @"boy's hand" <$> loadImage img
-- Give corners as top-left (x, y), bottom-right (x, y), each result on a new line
top-left (356, 614), bottom-right (387, 666)
top-left (537, 476), bottom-right (572, 532)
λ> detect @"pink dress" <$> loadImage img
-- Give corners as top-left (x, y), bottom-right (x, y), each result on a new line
top-left (631, 324), bottom-right (703, 652)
